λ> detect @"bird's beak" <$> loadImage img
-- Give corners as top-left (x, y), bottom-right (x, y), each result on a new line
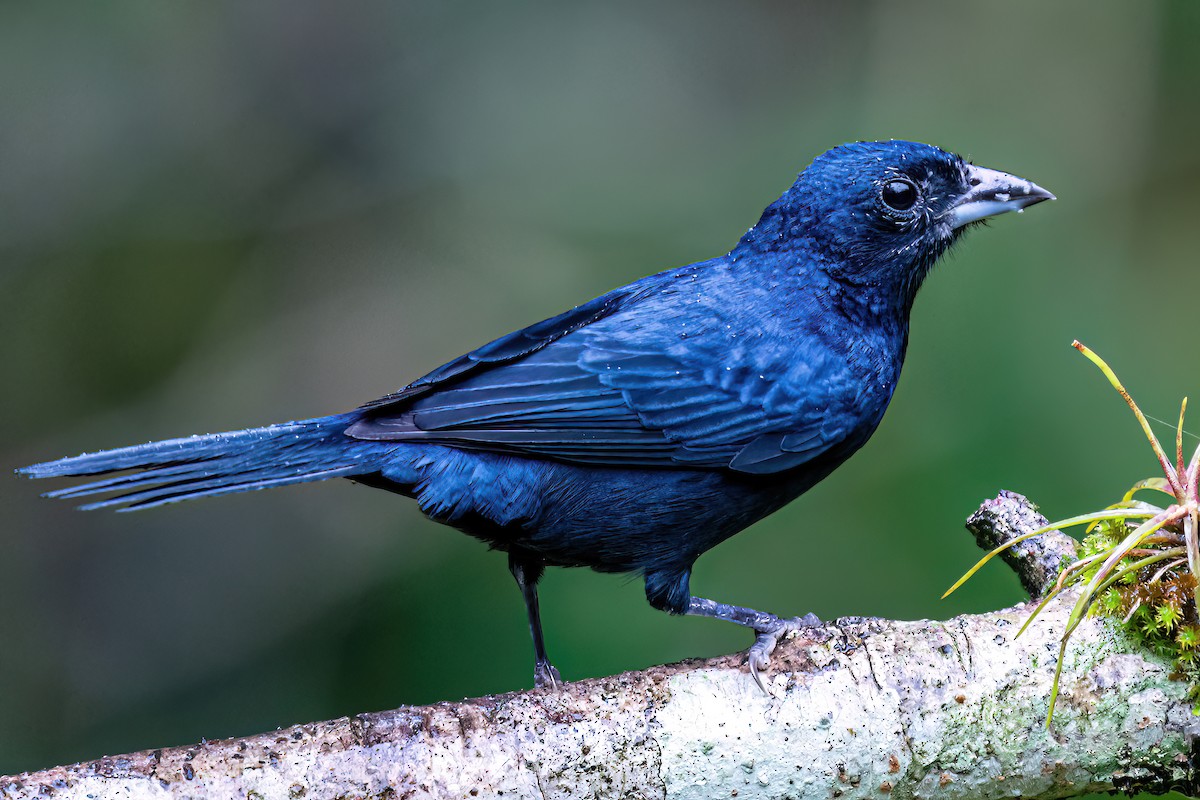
top-left (946, 164), bottom-right (1055, 229)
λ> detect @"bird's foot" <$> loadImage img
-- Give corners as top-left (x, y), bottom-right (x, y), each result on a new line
top-left (747, 612), bottom-right (821, 693)
top-left (681, 595), bottom-right (823, 694)
top-left (533, 659), bottom-right (563, 689)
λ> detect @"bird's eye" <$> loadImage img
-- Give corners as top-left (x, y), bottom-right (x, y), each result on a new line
top-left (881, 179), bottom-right (919, 212)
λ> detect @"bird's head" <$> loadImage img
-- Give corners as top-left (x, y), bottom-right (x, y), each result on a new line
top-left (734, 140), bottom-right (1054, 308)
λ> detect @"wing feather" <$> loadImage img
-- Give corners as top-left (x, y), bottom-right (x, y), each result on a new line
top-left (348, 267), bottom-right (847, 473)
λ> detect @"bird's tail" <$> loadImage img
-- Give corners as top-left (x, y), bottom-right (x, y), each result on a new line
top-left (17, 413), bottom-right (381, 511)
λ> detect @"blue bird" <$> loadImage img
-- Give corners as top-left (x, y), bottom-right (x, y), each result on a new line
top-left (19, 141), bottom-right (1052, 689)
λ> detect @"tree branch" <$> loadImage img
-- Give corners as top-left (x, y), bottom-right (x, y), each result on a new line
top-left (4, 492), bottom-right (1199, 799)
top-left (966, 489), bottom-right (1079, 598)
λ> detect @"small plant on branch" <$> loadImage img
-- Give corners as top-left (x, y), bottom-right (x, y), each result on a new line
top-left (944, 341), bottom-right (1200, 722)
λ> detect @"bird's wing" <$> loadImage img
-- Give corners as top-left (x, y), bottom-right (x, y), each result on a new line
top-left (348, 278), bottom-right (852, 474)
top-left (358, 284), bottom-right (649, 410)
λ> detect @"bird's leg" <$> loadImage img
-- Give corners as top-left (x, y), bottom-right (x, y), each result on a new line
top-left (685, 596), bottom-right (821, 692)
top-left (645, 569), bottom-right (819, 692)
top-left (508, 553), bottom-right (562, 689)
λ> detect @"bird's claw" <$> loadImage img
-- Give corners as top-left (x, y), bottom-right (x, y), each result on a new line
top-left (533, 660), bottom-right (563, 689)
top-left (747, 612), bottom-right (821, 694)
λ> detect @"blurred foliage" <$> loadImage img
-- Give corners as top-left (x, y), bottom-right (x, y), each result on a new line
top-left (3, 1), bottom-right (1200, 790)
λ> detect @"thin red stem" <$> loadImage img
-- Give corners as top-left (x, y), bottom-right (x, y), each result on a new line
top-left (1177, 398), bottom-right (1187, 479)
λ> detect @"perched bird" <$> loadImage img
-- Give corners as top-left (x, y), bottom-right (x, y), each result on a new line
top-left (20, 140), bottom-right (1052, 689)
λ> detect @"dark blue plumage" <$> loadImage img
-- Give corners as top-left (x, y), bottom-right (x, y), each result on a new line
top-left (19, 141), bottom-right (1053, 688)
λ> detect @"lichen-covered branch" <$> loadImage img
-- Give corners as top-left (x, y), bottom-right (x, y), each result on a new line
top-left (4, 493), bottom-right (1199, 800)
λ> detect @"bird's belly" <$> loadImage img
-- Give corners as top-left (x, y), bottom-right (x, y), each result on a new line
top-left (528, 464), bottom-right (814, 573)
top-left (372, 444), bottom-right (833, 575)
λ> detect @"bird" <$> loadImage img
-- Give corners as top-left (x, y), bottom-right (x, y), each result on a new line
top-left (19, 140), bottom-right (1053, 690)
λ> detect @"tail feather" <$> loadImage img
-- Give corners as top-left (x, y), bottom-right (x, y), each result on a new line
top-left (19, 413), bottom-right (379, 511)
top-left (42, 462), bottom-right (204, 500)
top-left (81, 466), bottom-right (362, 512)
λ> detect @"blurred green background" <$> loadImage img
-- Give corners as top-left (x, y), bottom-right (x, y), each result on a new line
top-left (3, 0), bottom-right (1199, 782)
